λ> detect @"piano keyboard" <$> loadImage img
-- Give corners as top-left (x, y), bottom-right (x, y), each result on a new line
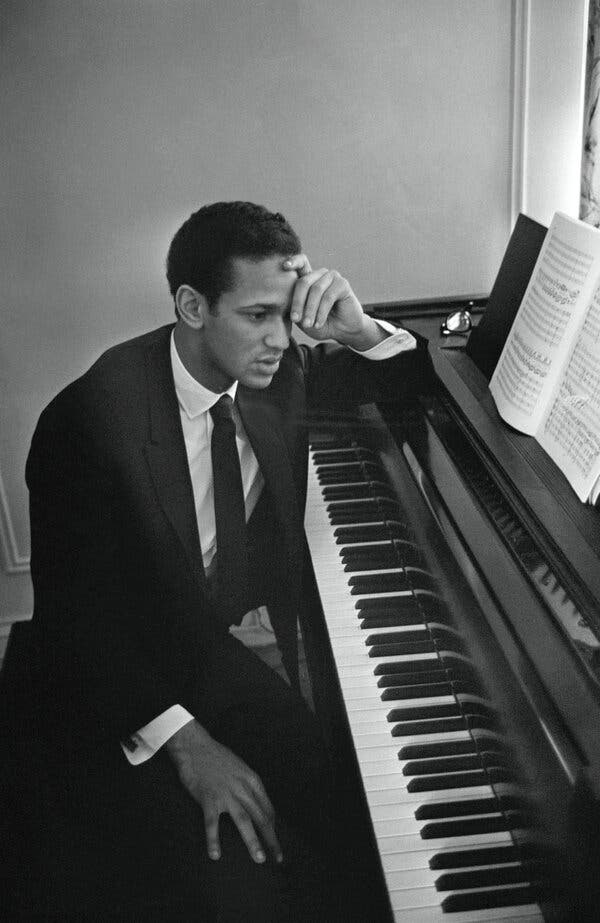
top-left (305, 439), bottom-right (544, 923)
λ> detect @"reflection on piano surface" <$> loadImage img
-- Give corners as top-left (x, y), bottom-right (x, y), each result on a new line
top-left (302, 299), bottom-right (600, 923)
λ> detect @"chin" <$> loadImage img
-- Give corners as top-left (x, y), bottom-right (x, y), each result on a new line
top-left (241, 371), bottom-right (275, 390)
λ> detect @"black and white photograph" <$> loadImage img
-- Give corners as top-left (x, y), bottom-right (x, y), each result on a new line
top-left (1, 2), bottom-right (599, 920)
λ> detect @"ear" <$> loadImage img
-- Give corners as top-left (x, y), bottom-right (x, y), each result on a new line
top-left (175, 285), bottom-right (210, 329)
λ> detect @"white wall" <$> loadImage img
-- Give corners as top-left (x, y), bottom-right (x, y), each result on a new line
top-left (0, 0), bottom-right (589, 647)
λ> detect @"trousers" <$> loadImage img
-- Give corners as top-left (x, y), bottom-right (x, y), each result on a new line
top-left (3, 632), bottom-right (372, 922)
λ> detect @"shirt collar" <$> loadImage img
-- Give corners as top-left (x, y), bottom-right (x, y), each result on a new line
top-left (170, 330), bottom-right (238, 420)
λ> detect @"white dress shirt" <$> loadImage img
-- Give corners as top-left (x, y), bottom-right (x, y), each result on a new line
top-left (122, 321), bottom-right (417, 763)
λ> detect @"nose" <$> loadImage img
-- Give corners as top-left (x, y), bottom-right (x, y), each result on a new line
top-left (264, 315), bottom-right (290, 352)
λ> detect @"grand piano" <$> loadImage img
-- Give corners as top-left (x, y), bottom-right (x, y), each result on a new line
top-left (302, 218), bottom-right (600, 922)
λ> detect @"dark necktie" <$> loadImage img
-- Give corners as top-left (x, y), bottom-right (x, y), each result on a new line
top-left (209, 395), bottom-right (249, 624)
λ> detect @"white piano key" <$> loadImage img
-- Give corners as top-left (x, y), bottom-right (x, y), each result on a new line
top-left (377, 831), bottom-right (514, 856)
top-left (390, 908), bottom-right (542, 923)
top-left (366, 784), bottom-right (496, 810)
top-left (373, 811), bottom-right (504, 840)
top-left (365, 782), bottom-right (493, 805)
top-left (334, 651), bottom-right (438, 668)
top-left (389, 883), bottom-right (536, 912)
top-left (369, 799), bottom-right (498, 823)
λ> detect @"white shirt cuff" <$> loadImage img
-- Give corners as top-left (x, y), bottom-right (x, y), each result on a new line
top-left (120, 704), bottom-right (194, 765)
top-left (350, 319), bottom-right (417, 359)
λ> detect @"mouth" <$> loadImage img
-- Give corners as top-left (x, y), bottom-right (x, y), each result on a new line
top-left (254, 356), bottom-right (282, 369)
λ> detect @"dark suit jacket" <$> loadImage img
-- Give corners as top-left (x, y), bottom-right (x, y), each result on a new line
top-left (25, 322), bottom-right (432, 746)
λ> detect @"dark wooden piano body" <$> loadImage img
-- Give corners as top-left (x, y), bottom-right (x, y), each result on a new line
top-left (303, 295), bottom-right (600, 922)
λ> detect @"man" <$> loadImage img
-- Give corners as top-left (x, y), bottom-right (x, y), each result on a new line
top-left (11, 202), bottom-right (431, 920)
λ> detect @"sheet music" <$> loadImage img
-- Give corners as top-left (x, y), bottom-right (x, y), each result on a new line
top-left (490, 214), bottom-right (600, 435)
top-left (538, 287), bottom-right (600, 500)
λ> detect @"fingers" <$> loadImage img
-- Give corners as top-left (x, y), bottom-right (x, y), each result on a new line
top-left (283, 253), bottom-right (312, 276)
top-left (308, 271), bottom-right (348, 329)
top-left (203, 777), bottom-right (282, 865)
top-left (291, 268), bottom-right (349, 329)
top-left (232, 808), bottom-right (268, 864)
top-left (204, 810), bottom-right (222, 862)
top-left (238, 778), bottom-right (283, 864)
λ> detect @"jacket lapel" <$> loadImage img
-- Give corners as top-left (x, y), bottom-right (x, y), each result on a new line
top-left (143, 329), bottom-right (207, 592)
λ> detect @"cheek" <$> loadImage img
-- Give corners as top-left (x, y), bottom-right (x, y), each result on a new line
top-left (227, 331), bottom-right (260, 367)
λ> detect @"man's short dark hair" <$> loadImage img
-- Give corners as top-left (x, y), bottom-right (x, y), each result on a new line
top-left (166, 201), bottom-right (302, 310)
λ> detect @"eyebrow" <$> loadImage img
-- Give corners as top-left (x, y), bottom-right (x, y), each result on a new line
top-left (238, 302), bottom-right (291, 313)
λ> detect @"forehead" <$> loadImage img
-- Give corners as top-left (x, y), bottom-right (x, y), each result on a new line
top-left (227, 256), bottom-right (297, 305)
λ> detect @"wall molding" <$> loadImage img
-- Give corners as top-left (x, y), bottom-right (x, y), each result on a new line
top-left (0, 467), bottom-right (30, 574)
top-left (510, 0), bottom-right (531, 227)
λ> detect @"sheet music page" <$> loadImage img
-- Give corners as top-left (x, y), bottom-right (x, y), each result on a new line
top-left (489, 213), bottom-right (600, 435)
top-left (537, 286), bottom-right (600, 501)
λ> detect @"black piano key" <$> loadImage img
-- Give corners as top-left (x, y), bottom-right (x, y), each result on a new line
top-left (420, 814), bottom-right (510, 839)
top-left (415, 796), bottom-right (498, 820)
top-left (369, 640), bottom-right (436, 657)
top-left (441, 885), bottom-right (535, 912)
top-left (326, 499), bottom-right (382, 513)
top-left (356, 596), bottom-right (420, 614)
top-left (407, 770), bottom-right (489, 791)
top-left (394, 715), bottom-right (499, 737)
top-left (315, 459), bottom-right (373, 472)
top-left (374, 658), bottom-right (445, 677)
top-left (344, 556), bottom-right (398, 572)
top-left (365, 629), bottom-right (427, 645)
top-left (344, 552), bottom-right (399, 569)
top-left (340, 542), bottom-right (394, 557)
top-left (327, 498), bottom-right (399, 515)
top-left (334, 522), bottom-right (413, 543)
top-left (319, 473), bottom-right (383, 489)
top-left (381, 679), bottom-right (479, 701)
top-left (323, 482), bottom-right (395, 501)
top-left (381, 681), bottom-right (455, 701)
top-left (312, 448), bottom-right (375, 465)
top-left (377, 669), bottom-right (452, 687)
top-left (403, 754), bottom-right (487, 776)
top-left (392, 717), bottom-right (468, 736)
top-left (388, 703), bottom-right (461, 722)
top-left (366, 631), bottom-right (466, 657)
top-left (351, 568), bottom-right (419, 587)
top-left (330, 510), bottom-right (387, 525)
top-left (350, 573), bottom-right (410, 593)
top-left (400, 739), bottom-right (477, 760)
top-left (429, 845), bottom-right (519, 869)
top-left (360, 615), bottom-right (423, 629)
top-left (435, 864), bottom-right (529, 892)
top-left (388, 699), bottom-right (495, 723)
top-left (345, 552), bottom-right (428, 571)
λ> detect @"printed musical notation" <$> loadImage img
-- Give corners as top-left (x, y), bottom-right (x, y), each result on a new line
top-left (544, 335), bottom-right (600, 479)
top-left (489, 211), bottom-right (600, 501)
top-left (493, 331), bottom-right (545, 414)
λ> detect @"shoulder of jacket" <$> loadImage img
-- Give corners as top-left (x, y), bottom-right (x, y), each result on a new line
top-left (37, 325), bottom-right (172, 422)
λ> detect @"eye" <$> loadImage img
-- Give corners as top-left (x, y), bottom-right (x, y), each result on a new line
top-left (246, 310), bottom-right (267, 321)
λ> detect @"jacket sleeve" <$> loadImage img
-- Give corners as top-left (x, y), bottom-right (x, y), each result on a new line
top-left (296, 323), bottom-right (434, 410)
top-left (26, 393), bottom-right (179, 743)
